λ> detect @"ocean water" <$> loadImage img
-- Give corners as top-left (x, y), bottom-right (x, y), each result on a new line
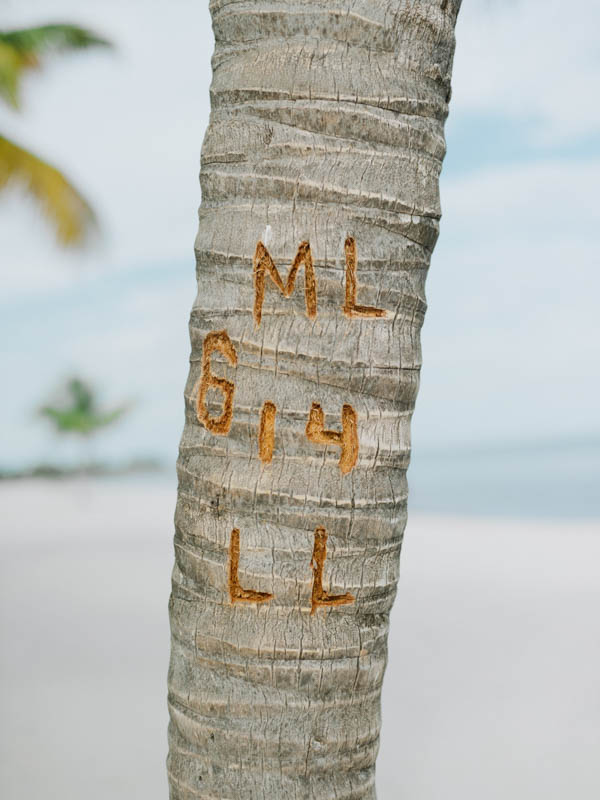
top-left (8, 437), bottom-right (597, 521)
top-left (146, 437), bottom-right (599, 519)
top-left (409, 438), bottom-right (600, 519)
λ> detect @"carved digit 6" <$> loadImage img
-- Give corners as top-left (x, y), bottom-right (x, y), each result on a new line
top-left (196, 330), bottom-right (237, 435)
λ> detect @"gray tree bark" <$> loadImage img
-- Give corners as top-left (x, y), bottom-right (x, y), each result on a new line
top-left (168, 2), bottom-right (461, 797)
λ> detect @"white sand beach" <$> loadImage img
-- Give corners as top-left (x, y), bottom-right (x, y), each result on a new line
top-left (1, 479), bottom-right (599, 799)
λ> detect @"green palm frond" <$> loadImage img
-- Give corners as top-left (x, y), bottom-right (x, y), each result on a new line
top-left (0, 41), bottom-right (27, 109)
top-left (40, 378), bottom-right (129, 436)
top-left (0, 134), bottom-right (96, 246)
top-left (0, 24), bottom-right (112, 109)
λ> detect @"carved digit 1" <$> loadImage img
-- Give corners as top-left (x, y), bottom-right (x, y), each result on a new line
top-left (343, 236), bottom-right (387, 319)
top-left (228, 529), bottom-right (273, 605)
top-left (305, 402), bottom-right (359, 475)
top-left (310, 527), bottom-right (354, 615)
top-left (196, 330), bottom-right (237, 435)
top-left (258, 401), bottom-right (276, 463)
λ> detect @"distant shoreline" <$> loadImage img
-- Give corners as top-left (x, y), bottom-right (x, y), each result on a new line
top-left (0, 458), bottom-right (165, 481)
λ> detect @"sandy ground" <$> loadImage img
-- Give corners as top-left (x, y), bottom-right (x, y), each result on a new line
top-left (1, 480), bottom-right (599, 799)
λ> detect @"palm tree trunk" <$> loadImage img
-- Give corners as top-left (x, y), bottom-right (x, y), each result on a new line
top-left (168, 2), bottom-right (461, 797)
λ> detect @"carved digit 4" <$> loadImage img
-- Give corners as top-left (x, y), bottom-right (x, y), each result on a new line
top-left (253, 240), bottom-right (317, 326)
top-left (228, 529), bottom-right (273, 605)
top-left (310, 527), bottom-right (354, 615)
top-left (343, 236), bottom-right (387, 319)
top-left (196, 330), bottom-right (237, 435)
top-left (306, 402), bottom-right (359, 475)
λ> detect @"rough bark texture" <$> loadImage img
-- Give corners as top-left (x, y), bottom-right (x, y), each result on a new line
top-left (168, 2), bottom-right (461, 797)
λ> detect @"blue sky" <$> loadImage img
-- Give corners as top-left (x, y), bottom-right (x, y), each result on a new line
top-left (1, 0), bottom-right (599, 480)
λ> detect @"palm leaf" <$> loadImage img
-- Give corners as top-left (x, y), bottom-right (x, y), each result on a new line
top-left (39, 377), bottom-right (129, 436)
top-left (0, 41), bottom-right (28, 109)
top-left (40, 405), bottom-right (128, 435)
top-left (0, 134), bottom-right (96, 246)
top-left (0, 24), bottom-right (112, 109)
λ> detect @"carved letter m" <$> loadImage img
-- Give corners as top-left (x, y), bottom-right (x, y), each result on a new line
top-left (253, 240), bottom-right (317, 326)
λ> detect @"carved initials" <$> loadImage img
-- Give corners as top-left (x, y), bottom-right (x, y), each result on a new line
top-left (228, 529), bottom-right (273, 605)
top-left (258, 401), bottom-right (277, 463)
top-left (196, 330), bottom-right (237, 435)
top-left (306, 402), bottom-right (359, 475)
top-left (343, 236), bottom-right (387, 319)
top-left (253, 240), bottom-right (317, 326)
top-left (201, 235), bottom-right (385, 618)
top-left (310, 527), bottom-right (354, 614)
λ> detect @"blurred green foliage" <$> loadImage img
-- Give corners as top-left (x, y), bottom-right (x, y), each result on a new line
top-left (40, 377), bottom-right (128, 437)
top-left (0, 23), bottom-right (111, 247)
